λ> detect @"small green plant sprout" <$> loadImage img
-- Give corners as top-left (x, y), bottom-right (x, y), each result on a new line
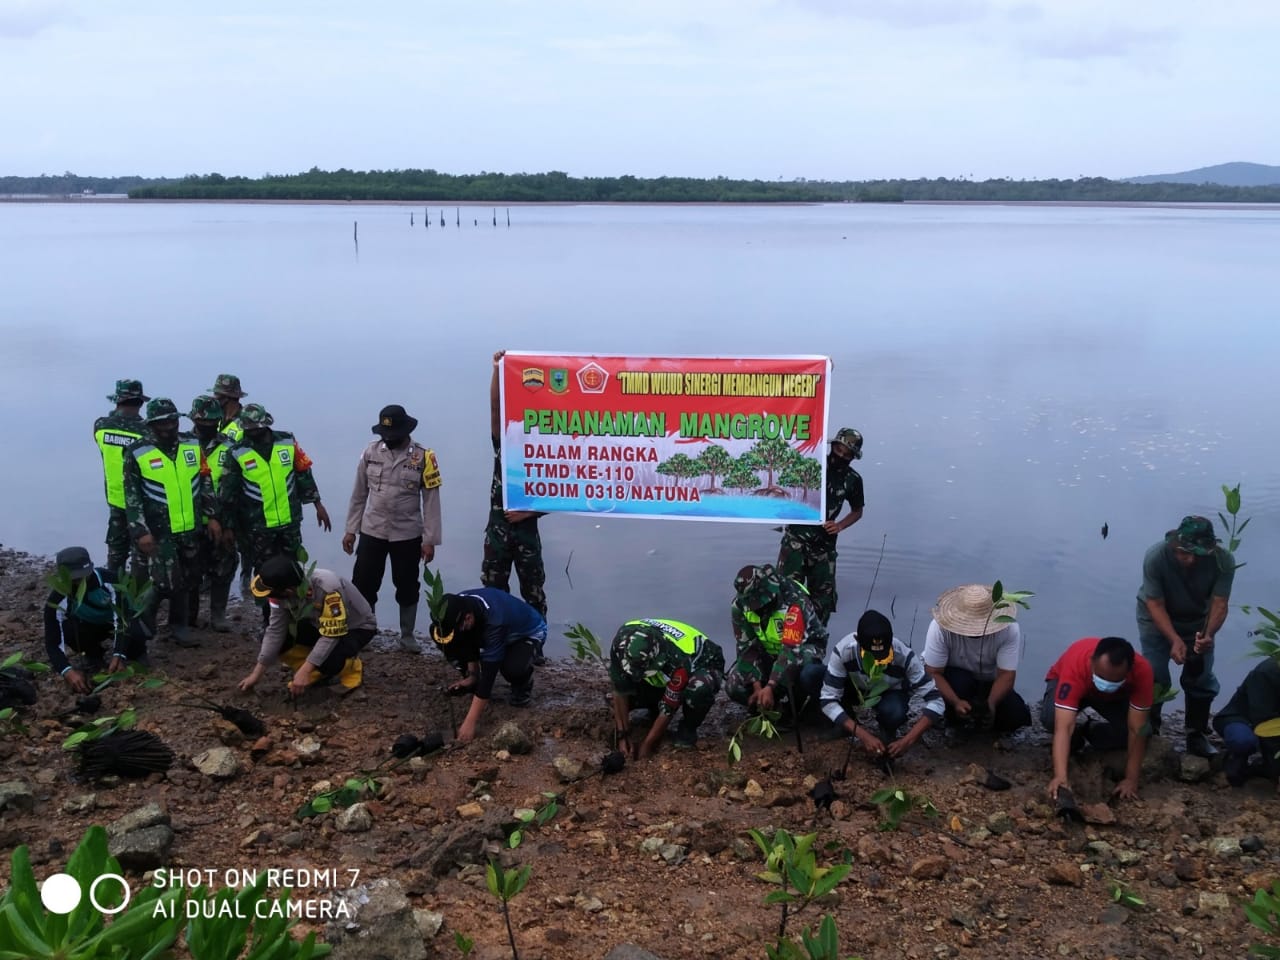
top-left (1219, 482), bottom-right (1249, 568)
top-left (454, 931), bottom-right (476, 957)
top-left (1139, 684), bottom-right (1181, 736)
top-left (283, 560), bottom-right (319, 640)
top-left (748, 828), bottom-right (852, 942)
top-left (506, 792), bottom-right (560, 849)
top-left (295, 774), bottom-right (381, 819)
top-left (728, 709), bottom-right (782, 765)
top-left (0, 706), bottom-right (26, 736)
top-left (982, 581), bottom-right (1033, 636)
top-left (423, 566), bottom-right (448, 623)
top-left (868, 787), bottom-right (939, 832)
top-left (183, 874), bottom-right (331, 960)
top-left (855, 651), bottom-right (891, 710)
top-left (485, 859), bottom-right (532, 960)
top-left (87, 661), bottom-right (164, 695)
top-left (61, 709), bottom-right (138, 750)
top-left (1107, 877), bottom-right (1146, 910)
top-left (1244, 878), bottom-right (1280, 959)
top-left (766, 914), bottom-right (865, 960)
top-left (564, 622), bottom-right (605, 664)
top-left (1, 651), bottom-right (51, 675)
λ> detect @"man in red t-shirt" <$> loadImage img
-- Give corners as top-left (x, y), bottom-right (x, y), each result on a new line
top-left (1041, 637), bottom-right (1154, 801)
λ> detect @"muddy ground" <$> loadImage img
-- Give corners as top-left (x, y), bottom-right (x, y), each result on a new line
top-left (0, 546), bottom-right (1273, 960)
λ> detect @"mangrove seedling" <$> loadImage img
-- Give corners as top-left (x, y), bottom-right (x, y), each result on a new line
top-left (506, 793), bottom-right (560, 849)
top-left (454, 931), bottom-right (476, 957)
top-left (748, 828), bottom-right (852, 941)
top-left (728, 709), bottom-right (781, 765)
top-left (485, 859), bottom-right (532, 960)
top-left (1244, 878), bottom-right (1280, 959)
top-left (868, 786), bottom-right (939, 831)
top-left (565, 622), bottom-right (605, 664)
top-left (1107, 877), bottom-right (1146, 911)
top-left (295, 774), bottom-right (381, 819)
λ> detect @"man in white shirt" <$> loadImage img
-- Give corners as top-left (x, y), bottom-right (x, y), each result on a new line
top-left (922, 583), bottom-right (1031, 735)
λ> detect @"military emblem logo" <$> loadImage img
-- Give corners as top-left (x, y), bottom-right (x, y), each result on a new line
top-left (183, 449), bottom-right (197, 466)
top-left (576, 362), bottom-right (609, 394)
top-left (549, 368), bottom-right (569, 394)
top-left (522, 368), bottom-right (545, 391)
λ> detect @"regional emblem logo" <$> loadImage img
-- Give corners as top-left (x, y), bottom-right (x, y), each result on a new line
top-left (549, 368), bottom-right (569, 394)
top-left (522, 368), bottom-right (545, 391)
top-left (576, 362), bottom-right (609, 394)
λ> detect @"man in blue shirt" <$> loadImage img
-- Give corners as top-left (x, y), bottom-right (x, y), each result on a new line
top-left (431, 588), bottom-right (548, 742)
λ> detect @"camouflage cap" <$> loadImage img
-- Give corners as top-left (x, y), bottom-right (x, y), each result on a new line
top-left (107, 379), bottom-right (150, 404)
top-left (734, 564), bottom-right (782, 611)
top-left (831, 427), bottom-right (863, 458)
top-left (238, 403), bottom-right (274, 428)
top-left (1166, 515), bottom-right (1218, 556)
top-left (210, 373), bottom-right (248, 399)
top-left (188, 395), bottom-right (222, 421)
top-left (144, 397), bottom-right (180, 422)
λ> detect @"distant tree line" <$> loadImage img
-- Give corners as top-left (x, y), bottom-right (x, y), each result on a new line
top-left (121, 168), bottom-right (1280, 203)
top-left (0, 173), bottom-right (175, 195)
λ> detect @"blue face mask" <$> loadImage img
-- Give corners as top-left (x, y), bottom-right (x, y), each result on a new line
top-left (1092, 672), bottom-right (1124, 694)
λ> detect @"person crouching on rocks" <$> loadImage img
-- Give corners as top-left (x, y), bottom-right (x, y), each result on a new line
top-left (238, 555), bottom-right (375, 697)
top-left (431, 589), bottom-right (547, 743)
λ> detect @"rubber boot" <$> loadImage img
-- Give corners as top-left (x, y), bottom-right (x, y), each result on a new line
top-left (186, 584), bottom-right (202, 627)
top-left (167, 593), bottom-right (199, 648)
top-left (209, 581), bottom-right (231, 633)
top-left (397, 604), bottom-right (422, 653)
top-left (1184, 698), bottom-right (1218, 758)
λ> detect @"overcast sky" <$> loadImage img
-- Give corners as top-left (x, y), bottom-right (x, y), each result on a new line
top-left (2, 0), bottom-right (1275, 180)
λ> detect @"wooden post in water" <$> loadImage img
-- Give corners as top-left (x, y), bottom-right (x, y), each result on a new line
top-left (424, 206), bottom-right (428, 228)
top-left (439, 209), bottom-right (445, 228)
top-left (506, 208), bottom-right (510, 228)
top-left (492, 208), bottom-right (496, 227)
top-left (455, 207), bottom-right (460, 227)
top-left (410, 211), bottom-right (414, 226)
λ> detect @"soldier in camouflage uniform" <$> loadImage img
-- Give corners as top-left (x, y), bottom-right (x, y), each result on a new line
top-left (122, 398), bottom-right (219, 649)
top-left (609, 618), bottom-right (725, 756)
top-left (210, 373), bottom-right (250, 592)
top-left (482, 350), bottom-right (547, 615)
top-left (727, 564), bottom-right (828, 712)
top-left (185, 396), bottom-right (237, 631)
top-left (94, 379), bottom-right (150, 577)
top-left (217, 404), bottom-right (331, 593)
top-left (776, 426), bottom-right (865, 626)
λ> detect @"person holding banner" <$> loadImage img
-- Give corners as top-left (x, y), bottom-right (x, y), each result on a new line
top-left (776, 426), bottom-right (865, 626)
top-left (483, 350), bottom-right (548, 615)
top-left (727, 564), bottom-right (827, 714)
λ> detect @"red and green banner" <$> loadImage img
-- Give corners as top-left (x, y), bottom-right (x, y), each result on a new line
top-left (499, 353), bottom-right (831, 522)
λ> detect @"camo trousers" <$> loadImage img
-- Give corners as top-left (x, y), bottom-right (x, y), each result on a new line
top-left (106, 506), bottom-right (147, 581)
top-left (777, 533), bottom-right (837, 626)
top-left (481, 519), bottom-right (547, 616)
top-left (628, 667), bottom-right (723, 729)
top-left (725, 645), bottom-right (821, 706)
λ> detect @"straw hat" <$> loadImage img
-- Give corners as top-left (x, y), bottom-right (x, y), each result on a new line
top-left (932, 584), bottom-right (1014, 636)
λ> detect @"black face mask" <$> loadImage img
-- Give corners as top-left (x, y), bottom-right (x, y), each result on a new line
top-left (195, 423), bottom-right (218, 443)
top-left (382, 435), bottom-right (407, 449)
top-left (246, 428), bottom-right (272, 446)
top-left (150, 421), bottom-right (179, 444)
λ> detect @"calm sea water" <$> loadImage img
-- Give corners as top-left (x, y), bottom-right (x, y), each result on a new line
top-left (2, 199), bottom-right (1278, 696)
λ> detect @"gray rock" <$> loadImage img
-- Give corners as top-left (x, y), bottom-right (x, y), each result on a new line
top-left (1243, 836), bottom-right (1266, 854)
top-left (1116, 849), bottom-right (1143, 867)
top-left (640, 836), bottom-right (664, 854)
top-left (336, 803), bottom-right (373, 833)
top-left (1178, 754), bottom-right (1212, 783)
top-left (1208, 836), bottom-right (1243, 859)
top-left (413, 909), bottom-right (444, 939)
top-left (574, 893), bottom-right (605, 913)
top-left (986, 811), bottom-right (1015, 835)
top-left (604, 947), bottom-right (667, 960)
top-left (62, 793), bottom-right (97, 814)
top-left (0, 780), bottom-right (34, 813)
top-left (1197, 891), bottom-right (1233, 915)
top-left (107, 803), bottom-right (169, 838)
top-left (406, 810), bottom-right (508, 876)
top-left (192, 747), bottom-right (240, 780)
top-left (108, 825), bottom-right (174, 871)
top-left (281, 831), bottom-right (306, 849)
top-left (326, 879), bottom-right (426, 960)
top-left (491, 721), bottom-right (532, 755)
top-left (553, 756), bottom-right (584, 782)
top-left (659, 843), bottom-right (687, 865)
top-left (1140, 736), bottom-right (1177, 779)
top-left (1099, 904), bottom-right (1129, 926)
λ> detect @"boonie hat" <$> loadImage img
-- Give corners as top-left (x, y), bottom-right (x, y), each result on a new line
top-left (210, 374), bottom-right (248, 399)
top-left (188, 395), bottom-right (222, 421)
top-left (932, 584), bottom-right (1013, 637)
top-left (1166, 516), bottom-right (1218, 556)
top-left (734, 564), bottom-right (782, 612)
top-left (108, 379), bottom-right (150, 404)
top-left (831, 427), bottom-right (863, 459)
top-left (238, 404), bottom-right (274, 428)
top-left (145, 398), bottom-right (180, 423)
top-left (372, 404), bottom-right (419, 441)
top-left (55, 546), bottom-right (94, 581)
top-left (250, 555), bottom-right (305, 598)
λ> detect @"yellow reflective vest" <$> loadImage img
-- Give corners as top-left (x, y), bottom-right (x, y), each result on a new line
top-left (233, 440), bottom-right (296, 528)
top-left (130, 440), bottom-right (202, 534)
top-left (96, 423), bottom-right (145, 509)
top-left (626, 618), bottom-right (705, 656)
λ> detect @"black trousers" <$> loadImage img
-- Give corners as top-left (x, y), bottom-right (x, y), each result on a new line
top-left (62, 619), bottom-right (147, 665)
top-left (943, 666), bottom-right (1032, 733)
top-left (292, 622), bottom-right (375, 679)
top-left (352, 534), bottom-right (422, 610)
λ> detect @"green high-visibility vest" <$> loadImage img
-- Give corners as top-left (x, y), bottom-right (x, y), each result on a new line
top-left (233, 440), bottom-right (296, 528)
top-left (131, 441), bottom-right (202, 534)
top-left (221, 419), bottom-right (244, 443)
top-left (206, 440), bottom-right (229, 492)
top-left (626, 618), bottom-right (706, 657)
top-left (96, 424), bottom-right (145, 508)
